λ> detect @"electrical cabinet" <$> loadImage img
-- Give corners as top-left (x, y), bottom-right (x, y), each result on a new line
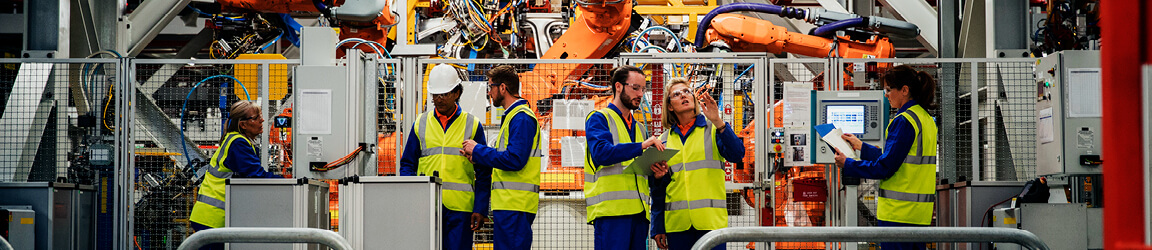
top-left (339, 176), bottom-right (442, 250)
top-left (1035, 50), bottom-right (1103, 176)
top-left (0, 182), bottom-right (94, 250)
top-left (225, 178), bottom-right (330, 250)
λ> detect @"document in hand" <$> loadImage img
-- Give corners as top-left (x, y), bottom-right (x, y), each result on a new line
top-left (624, 148), bottom-right (681, 176)
top-left (815, 123), bottom-right (857, 159)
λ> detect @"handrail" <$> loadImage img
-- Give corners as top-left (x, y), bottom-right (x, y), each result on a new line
top-left (0, 234), bottom-right (12, 250)
top-left (691, 227), bottom-right (1049, 250)
top-left (177, 227), bottom-right (353, 250)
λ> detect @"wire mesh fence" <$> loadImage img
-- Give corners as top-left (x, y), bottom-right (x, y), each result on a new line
top-left (0, 56), bottom-right (1041, 250)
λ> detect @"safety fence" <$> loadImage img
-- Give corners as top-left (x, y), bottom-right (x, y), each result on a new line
top-left (0, 55), bottom-right (1038, 250)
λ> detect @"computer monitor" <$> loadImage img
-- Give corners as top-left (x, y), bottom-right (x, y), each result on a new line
top-left (825, 105), bottom-right (866, 134)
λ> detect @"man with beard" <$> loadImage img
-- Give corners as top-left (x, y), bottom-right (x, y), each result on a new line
top-left (462, 65), bottom-right (541, 250)
top-left (583, 65), bottom-right (670, 250)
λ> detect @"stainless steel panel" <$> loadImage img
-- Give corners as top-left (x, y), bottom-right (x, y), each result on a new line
top-left (226, 179), bottom-right (330, 250)
top-left (1020, 203), bottom-right (1088, 250)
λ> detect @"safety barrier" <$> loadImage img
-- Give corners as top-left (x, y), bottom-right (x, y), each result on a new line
top-left (0, 235), bottom-right (12, 250)
top-left (690, 226), bottom-right (1049, 250)
top-left (177, 227), bottom-right (353, 250)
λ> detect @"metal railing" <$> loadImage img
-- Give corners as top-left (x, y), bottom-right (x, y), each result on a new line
top-left (177, 227), bottom-right (353, 250)
top-left (690, 227), bottom-right (1049, 250)
top-left (0, 235), bottom-right (12, 250)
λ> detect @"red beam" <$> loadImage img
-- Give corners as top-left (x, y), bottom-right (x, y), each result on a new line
top-left (1101, 1), bottom-right (1150, 249)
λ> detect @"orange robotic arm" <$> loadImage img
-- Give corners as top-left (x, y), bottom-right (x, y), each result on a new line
top-left (704, 13), bottom-right (893, 60)
top-left (218, 0), bottom-right (397, 55)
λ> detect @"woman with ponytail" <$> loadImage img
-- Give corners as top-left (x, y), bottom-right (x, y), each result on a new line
top-left (834, 65), bottom-right (938, 250)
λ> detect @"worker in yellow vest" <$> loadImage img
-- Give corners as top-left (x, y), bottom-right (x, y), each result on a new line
top-left (835, 65), bottom-right (938, 250)
top-left (583, 65), bottom-right (670, 250)
top-left (649, 78), bottom-right (745, 250)
top-left (461, 65), bottom-right (540, 250)
top-left (399, 64), bottom-right (490, 250)
top-left (189, 101), bottom-right (283, 250)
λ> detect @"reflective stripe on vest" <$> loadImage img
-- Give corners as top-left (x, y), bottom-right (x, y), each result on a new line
top-left (491, 104), bottom-right (541, 214)
top-left (414, 111), bottom-right (480, 213)
top-left (665, 199), bottom-right (726, 211)
top-left (877, 105), bottom-right (937, 225)
top-left (197, 194), bottom-right (226, 209)
top-left (583, 108), bottom-right (650, 222)
top-left (493, 181), bottom-right (540, 192)
top-left (586, 190), bottom-right (651, 207)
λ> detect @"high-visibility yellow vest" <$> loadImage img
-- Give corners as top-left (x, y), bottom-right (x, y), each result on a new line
top-left (490, 104), bottom-right (541, 213)
top-left (190, 132), bottom-right (254, 228)
top-left (877, 104), bottom-right (937, 225)
top-left (414, 111), bottom-right (481, 213)
top-left (583, 108), bottom-right (650, 223)
top-left (661, 124), bottom-right (727, 232)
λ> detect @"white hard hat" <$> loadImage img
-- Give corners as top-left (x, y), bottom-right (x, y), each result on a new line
top-left (427, 64), bottom-right (462, 94)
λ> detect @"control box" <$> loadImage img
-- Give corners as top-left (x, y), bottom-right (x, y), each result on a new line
top-left (812, 90), bottom-right (887, 163)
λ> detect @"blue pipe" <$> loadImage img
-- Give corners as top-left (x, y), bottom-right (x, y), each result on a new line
top-left (812, 18), bottom-right (867, 37)
top-left (180, 75), bottom-right (251, 164)
top-left (695, 3), bottom-right (806, 47)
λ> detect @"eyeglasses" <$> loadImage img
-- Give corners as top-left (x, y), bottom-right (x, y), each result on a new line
top-left (669, 88), bottom-right (694, 99)
top-left (487, 82), bottom-right (503, 91)
top-left (623, 83), bottom-right (644, 92)
top-left (432, 93), bottom-right (452, 99)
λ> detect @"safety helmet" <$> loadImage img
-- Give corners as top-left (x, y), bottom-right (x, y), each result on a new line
top-left (427, 64), bottom-right (462, 94)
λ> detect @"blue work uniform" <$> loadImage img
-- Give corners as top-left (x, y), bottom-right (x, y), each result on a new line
top-left (471, 99), bottom-right (538, 250)
top-left (400, 105), bottom-right (491, 250)
top-left (842, 100), bottom-right (932, 250)
top-left (585, 103), bottom-right (658, 250)
top-left (190, 132), bottom-right (282, 250)
top-left (649, 114), bottom-right (745, 250)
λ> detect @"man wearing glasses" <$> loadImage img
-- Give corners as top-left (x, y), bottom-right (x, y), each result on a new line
top-left (583, 65), bottom-right (670, 250)
top-left (462, 64), bottom-right (542, 250)
top-left (400, 64), bottom-right (490, 250)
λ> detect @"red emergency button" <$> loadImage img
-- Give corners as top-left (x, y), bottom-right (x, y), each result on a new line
top-left (773, 144), bottom-right (783, 152)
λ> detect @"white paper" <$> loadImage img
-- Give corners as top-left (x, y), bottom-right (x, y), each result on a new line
top-left (553, 99), bottom-right (595, 130)
top-left (820, 128), bottom-right (857, 159)
top-left (460, 81), bottom-right (490, 119)
top-left (298, 89), bottom-right (332, 134)
top-left (1037, 108), bottom-right (1055, 144)
top-left (559, 137), bottom-right (587, 167)
top-left (783, 81), bottom-right (811, 127)
top-left (1067, 68), bottom-right (1102, 117)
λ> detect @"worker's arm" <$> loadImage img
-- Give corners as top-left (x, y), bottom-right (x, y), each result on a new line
top-left (225, 138), bottom-right (282, 178)
top-left (399, 123), bottom-right (421, 176)
top-left (472, 112), bottom-right (537, 171)
top-left (858, 141), bottom-right (883, 161)
top-left (585, 113), bottom-right (643, 168)
top-left (714, 121), bottom-right (746, 163)
top-left (471, 123), bottom-right (492, 215)
top-left (841, 116), bottom-right (915, 179)
top-left (649, 173), bottom-right (670, 237)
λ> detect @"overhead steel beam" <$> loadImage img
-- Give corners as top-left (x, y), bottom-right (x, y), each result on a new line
top-left (118, 0), bottom-right (194, 57)
top-left (23, 0), bottom-right (69, 58)
top-left (0, 63), bottom-right (54, 182)
top-left (876, 0), bottom-right (938, 56)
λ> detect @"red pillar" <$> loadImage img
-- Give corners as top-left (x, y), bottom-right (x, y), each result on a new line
top-left (1100, 1), bottom-right (1150, 249)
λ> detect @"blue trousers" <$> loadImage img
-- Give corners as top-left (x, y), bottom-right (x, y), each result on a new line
top-left (443, 208), bottom-right (475, 250)
top-left (877, 220), bottom-right (927, 250)
top-left (666, 227), bottom-right (724, 250)
top-left (190, 222), bottom-right (224, 250)
top-left (493, 210), bottom-right (535, 250)
top-left (593, 213), bottom-right (649, 250)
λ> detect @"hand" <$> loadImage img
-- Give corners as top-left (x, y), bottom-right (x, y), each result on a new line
top-left (833, 147), bottom-right (847, 167)
top-left (699, 93), bottom-right (724, 127)
top-left (459, 149), bottom-right (475, 163)
top-left (841, 133), bottom-right (863, 151)
top-left (650, 161), bottom-right (669, 179)
top-left (462, 140), bottom-right (479, 154)
top-left (470, 213), bottom-right (487, 231)
top-left (653, 234), bottom-right (668, 249)
top-left (642, 136), bottom-right (666, 151)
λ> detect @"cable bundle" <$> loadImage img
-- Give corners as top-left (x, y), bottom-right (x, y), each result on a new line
top-left (311, 145), bottom-right (366, 171)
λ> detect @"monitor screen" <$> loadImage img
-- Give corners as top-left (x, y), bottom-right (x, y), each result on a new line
top-left (826, 105), bottom-right (866, 134)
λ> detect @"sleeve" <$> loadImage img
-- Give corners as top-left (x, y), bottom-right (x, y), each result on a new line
top-left (714, 122), bottom-right (746, 163)
top-left (472, 123), bottom-right (491, 215)
top-left (472, 113), bottom-right (537, 171)
top-left (399, 123), bottom-right (421, 176)
top-left (225, 138), bottom-right (282, 178)
top-left (648, 174), bottom-right (670, 237)
top-left (585, 112), bottom-right (644, 168)
top-left (841, 117), bottom-right (915, 180)
top-left (859, 142), bottom-right (883, 161)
